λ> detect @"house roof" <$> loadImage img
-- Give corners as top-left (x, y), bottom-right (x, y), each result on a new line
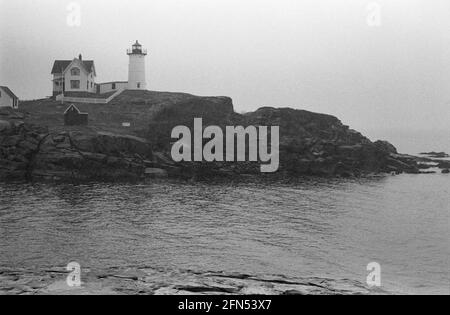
top-left (0, 86), bottom-right (19, 100)
top-left (51, 60), bottom-right (95, 74)
top-left (64, 104), bottom-right (87, 115)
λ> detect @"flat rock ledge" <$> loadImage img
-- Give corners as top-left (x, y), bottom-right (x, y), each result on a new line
top-left (0, 267), bottom-right (389, 295)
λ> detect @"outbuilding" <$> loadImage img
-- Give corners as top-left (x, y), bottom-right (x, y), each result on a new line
top-left (64, 104), bottom-right (88, 126)
top-left (0, 86), bottom-right (19, 109)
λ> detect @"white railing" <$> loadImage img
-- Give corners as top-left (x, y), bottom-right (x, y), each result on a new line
top-left (105, 88), bottom-right (125, 102)
top-left (55, 88), bottom-right (125, 104)
top-left (127, 48), bottom-right (147, 55)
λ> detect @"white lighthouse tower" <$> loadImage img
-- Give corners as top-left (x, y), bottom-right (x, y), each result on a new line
top-left (127, 40), bottom-right (147, 90)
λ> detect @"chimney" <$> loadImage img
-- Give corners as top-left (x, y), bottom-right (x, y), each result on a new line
top-left (79, 54), bottom-right (82, 61)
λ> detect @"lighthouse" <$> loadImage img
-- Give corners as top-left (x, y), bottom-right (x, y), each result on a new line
top-left (127, 40), bottom-right (147, 90)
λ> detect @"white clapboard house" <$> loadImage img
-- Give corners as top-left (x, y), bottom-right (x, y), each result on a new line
top-left (51, 41), bottom-right (148, 103)
top-left (0, 86), bottom-right (19, 109)
top-left (51, 54), bottom-right (97, 97)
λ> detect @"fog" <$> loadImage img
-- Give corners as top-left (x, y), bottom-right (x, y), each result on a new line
top-left (1, 0), bottom-right (449, 152)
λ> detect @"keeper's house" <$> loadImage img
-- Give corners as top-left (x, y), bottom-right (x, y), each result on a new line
top-left (51, 54), bottom-right (97, 97)
top-left (51, 41), bottom-right (148, 103)
top-left (0, 86), bottom-right (19, 109)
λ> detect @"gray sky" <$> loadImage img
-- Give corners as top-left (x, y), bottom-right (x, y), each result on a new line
top-left (1, 0), bottom-right (449, 152)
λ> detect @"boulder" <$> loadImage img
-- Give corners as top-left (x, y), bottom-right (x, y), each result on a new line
top-left (437, 161), bottom-right (450, 169)
top-left (70, 131), bottom-right (153, 159)
top-left (0, 120), bottom-right (11, 132)
top-left (442, 169), bottom-right (450, 174)
top-left (374, 140), bottom-right (398, 154)
top-left (420, 152), bottom-right (449, 158)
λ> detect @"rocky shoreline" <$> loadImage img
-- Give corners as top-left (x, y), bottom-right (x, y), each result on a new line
top-left (0, 266), bottom-right (388, 295)
top-left (1, 92), bottom-right (448, 182)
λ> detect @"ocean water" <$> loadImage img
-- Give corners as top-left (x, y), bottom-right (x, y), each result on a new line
top-left (0, 174), bottom-right (449, 295)
top-left (363, 129), bottom-right (450, 156)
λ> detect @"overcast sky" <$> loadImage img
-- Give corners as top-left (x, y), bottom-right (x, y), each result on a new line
top-left (0, 0), bottom-right (449, 152)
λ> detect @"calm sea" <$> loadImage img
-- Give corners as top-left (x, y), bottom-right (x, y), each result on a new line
top-left (0, 174), bottom-right (449, 294)
top-left (363, 129), bottom-right (450, 156)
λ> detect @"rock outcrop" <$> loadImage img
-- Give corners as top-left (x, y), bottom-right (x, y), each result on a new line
top-left (420, 152), bottom-right (449, 158)
top-left (30, 131), bottom-right (155, 181)
top-left (0, 93), bottom-right (427, 182)
top-left (242, 107), bottom-right (413, 176)
top-left (145, 105), bottom-right (421, 178)
top-left (0, 107), bottom-right (159, 181)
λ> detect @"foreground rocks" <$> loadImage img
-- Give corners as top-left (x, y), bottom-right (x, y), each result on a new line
top-left (0, 267), bottom-right (388, 295)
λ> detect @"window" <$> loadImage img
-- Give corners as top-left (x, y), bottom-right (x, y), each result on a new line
top-left (137, 83), bottom-right (141, 88)
top-left (91, 82), bottom-right (93, 88)
top-left (71, 67), bottom-right (80, 76)
top-left (0, 91), bottom-right (2, 97)
top-left (71, 80), bottom-right (80, 89)
top-left (112, 83), bottom-right (116, 90)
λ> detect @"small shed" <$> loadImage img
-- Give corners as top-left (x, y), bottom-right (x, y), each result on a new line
top-left (64, 104), bottom-right (88, 126)
top-left (0, 86), bottom-right (19, 109)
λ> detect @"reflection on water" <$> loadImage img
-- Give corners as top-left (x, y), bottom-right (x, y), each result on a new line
top-left (0, 174), bottom-right (449, 294)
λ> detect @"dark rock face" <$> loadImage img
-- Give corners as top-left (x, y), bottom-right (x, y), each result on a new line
top-left (144, 105), bottom-right (420, 178)
top-left (420, 152), bottom-right (449, 158)
top-left (31, 132), bottom-right (154, 181)
top-left (145, 95), bottom-right (235, 151)
top-left (0, 109), bottom-right (48, 180)
top-left (0, 120), bottom-right (12, 132)
top-left (374, 140), bottom-right (398, 154)
top-left (244, 108), bottom-right (421, 176)
top-left (0, 95), bottom-right (422, 182)
top-left (437, 160), bottom-right (450, 169)
top-left (0, 108), bottom-right (156, 181)
top-left (242, 107), bottom-right (394, 176)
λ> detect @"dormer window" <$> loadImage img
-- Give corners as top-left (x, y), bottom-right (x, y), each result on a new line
top-left (71, 67), bottom-right (80, 76)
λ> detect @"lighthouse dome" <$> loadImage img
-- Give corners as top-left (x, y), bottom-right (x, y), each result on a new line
top-left (127, 40), bottom-right (147, 55)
